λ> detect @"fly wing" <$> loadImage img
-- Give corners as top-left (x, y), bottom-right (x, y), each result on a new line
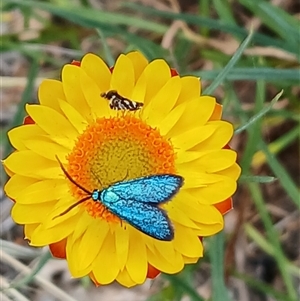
top-left (108, 174), bottom-right (183, 204)
top-left (102, 196), bottom-right (174, 241)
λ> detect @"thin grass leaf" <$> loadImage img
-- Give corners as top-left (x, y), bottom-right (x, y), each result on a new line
top-left (0, 240), bottom-right (41, 261)
top-left (199, 0), bottom-right (210, 36)
top-left (203, 30), bottom-right (254, 95)
top-left (123, 2), bottom-right (297, 53)
top-left (191, 68), bottom-right (300, 82)
top-left (163, 273), bottom-right (205, 301)
top-left (245, 224), bottom-right (276, 256)
top-left (252, 126), bottom-right (300, 168)
top-left (5, 0), bottom-right (168, 34)
top-left (246, 223), bottom-right (300, 278)
top-left (248, 183), bottom-right (298, 300)
top-left (98, 24), bottom-right (167, 60)
top-left (240, 78), bottom-right (266, 172)
top-left (239, 175), bottom-right (277, 183)
top-left (259, 141), bottom-right (300, 209)
top-left (96, 29), bottom-right (114, 66)
top-left (0, 250), bottom-right (78, 301)
top-left (233, 272), bottom-right (297, 301)
top-left (239, 0), bottom-right (300, 47)
top-left (235, 90), bottom-right (283, 134)
top-left (208, 232), bottom-right (231, 301)
top-left (9, 251), bottom-right (52, 289)
top-left (213, 0), bottom-right (237, 25)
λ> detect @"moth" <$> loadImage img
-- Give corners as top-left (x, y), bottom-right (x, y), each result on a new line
top-left (55, 157), bottom-right (183, 241)
top-left (101, 90), bottom-right (143, 111)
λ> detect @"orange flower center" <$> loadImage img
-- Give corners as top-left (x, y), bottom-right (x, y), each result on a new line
top-left (67, 114), bottom-right (176, 223)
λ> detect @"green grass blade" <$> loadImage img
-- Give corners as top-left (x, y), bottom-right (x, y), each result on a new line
top-left (123, 2), bottom-right (297, 53)
top-left (259, 141), bottom-right (300, 209)
top-left (239, 175), bottom-right (277, 183)
top-left (252, 125), bottom-right (300, 167)
top-left (239, 0), bottom-right (299, 46)
top-left (5, 0), bottom-right (168, 34)
top-left (213, 0), bottom-right (237, 25)
top-left (9, 251), bottom-right (52, 289)
top-left (234, 272), bottom-right (297, 301)
top-left (208, 232), bottom-right (231, 301)
top-left (248, 183), bottom-right (298, 300)
top-left (96, 29), bottom-right (115, 66)
top-left (191, 68), bottom-right (300, 82)
top-left (163, 273), bottom-right (205, 301)
top-left (235, 90), bottom-right (283, 134)
top-left (203, 30), bottom-right (253, 95)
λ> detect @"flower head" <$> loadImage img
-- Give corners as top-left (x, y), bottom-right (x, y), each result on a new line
top-left (3, 52), bottom-right (240, 287)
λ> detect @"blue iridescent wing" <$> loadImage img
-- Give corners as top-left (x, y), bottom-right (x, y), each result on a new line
top-left (100, 194), bottom-right (173, 240)
top-left (108, 174), bottom-right (183, 204)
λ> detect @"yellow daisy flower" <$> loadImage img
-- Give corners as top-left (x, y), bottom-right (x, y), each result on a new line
top-left (3, 52), bottom-right (240, 287)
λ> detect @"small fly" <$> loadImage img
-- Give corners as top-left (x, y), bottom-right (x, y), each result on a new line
top-left (101, 90), bottom-right (143, 111)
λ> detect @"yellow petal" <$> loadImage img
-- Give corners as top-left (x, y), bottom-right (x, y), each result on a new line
top-left (62, 64), bottom-right (92, 121)
top-left (23, 138), bottom-right (69, 162)
top-left (142, 76), bottom-right (181, 127)
top-left (11, 201), bottom-right (56, 224)
top-left (24, 223), bottom-right (39, 240)
top-left (171, 125), bottom-right (215, 150)
top-left (173, 223), bottom-right (203, 257)
top-left (42, 198), bottom-right (81, 229)
top-left (8, 125), bottom-right (45, 151)
top-left (159, 102), bottom-right (186, 136)
top-left (70, 211), bottom-right (94, 243)
top-left (168, 96), bottom-right (216, 137)
top-left (15, 179), bottom-right (67, 204)
top-left (4, 175), bottom-right (37, 199)
top-left (185, 175), bottom-right (237, 204)
top-left (110, 54), bottom-right (135, 98)
top-left (126, 51), bottom-right (148, 83)
top-left (174, 191), bottom-right (223, 224)
top-left (126, 227), bottom-right (147, 284)
top-left (30, 214), bottom-right (78, 246)
top-left (166, 204), bottom-right (200, 229)
top-left (25, 104), bottom-right (78, 143)
top-left (116, 268), bottom-right (136, 288)
top-left (58, 98), bottom-right (88, 133)
top-left (115, 224), bottom-right (129, 271)
top-left (216, 163), bottom-right (241, 180)
top-left (182, 255), bottom-right (199, 264)
top-left (153, 240), bottom-right (177, 265)
top-left (192, 121), bottom-right (233, 151)
top-left (178, 149), bottom-right (237, 173)
top-left (80, 68), bottom-right (110, 119)
top-left (131, 70), bottom-right (146, 103)
top-left (81, 53), bottom-right (111, 92)
top-left (147, 247), bottom-right (184, 274)
top-left (76, 218), bottom-right (108, 271)
top-left (4, 151), bottom-right (61, 179)
top-left (176, 76), bottom-right (201, 105)
top-left (175, 150), bottom-right (204, 164)
top-left (92, 233), bottom-right (120, 285)
top-left (38, 79), bottom-right (66, 114)
top-left (66, 237), bottom-right (92, 277)
top-left (180, 170), bottom-right (232, 188)
top-left (141, 59), bottom-right (171, 106)
top-left (193, 220), bottom-right (223, 236)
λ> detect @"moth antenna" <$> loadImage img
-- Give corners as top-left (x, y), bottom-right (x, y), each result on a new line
top-left (90, 169), bottom-right (103, 187)
top-left (53, 195), bottom-right (91, 219)
top-left (55, 155), bottom-right (91, 195)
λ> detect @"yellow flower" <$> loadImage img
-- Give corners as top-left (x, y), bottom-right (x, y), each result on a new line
top-left (3, 52), bottom-right (240, 287)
